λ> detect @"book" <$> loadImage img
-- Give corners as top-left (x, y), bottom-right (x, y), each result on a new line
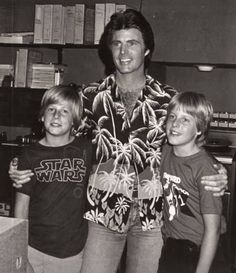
top-left (94, 3), bottom-right (105, 45)
top-left (34, 5), bottom-right (44, 44)
top-left (0, 64), bottom-right (14, 71)
top-left (14, 49), bottom-right (42, 87)
top-left (60, 6), bottom-right (66, 45)
top-left (52, 5), bottom-right (64, 44)
top-left (115, 4), bottom-right (127, 13)
top-left (0, 35), bottom-right (34, 44)
top-left (65, 6), bottom-right (75, 44)
top-left (0, 64), bottom-right (14, 69)
top-left (105, 3), bottom-right (116, 26)
top-left (14, 49), bottom-right (28, 87)
top-left (31, 63), bottom-right (67, 89)
top-left (42, 4), bottom-right (53, 44)
top-left (26, 50), bottom-right (43, 87)
top-left (31, 64), bottom-right (56, 89)
top-left (74, 4), bottom-right (85, 45)
top-left (84, 6), bottom-right (95, 45)
top-left (1, 32), bottom-right (34, 37)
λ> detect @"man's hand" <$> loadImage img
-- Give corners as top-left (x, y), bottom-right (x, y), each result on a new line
top-left (9, 157), bottom-right (34, 188)
top-left (201, 164), bottom-right (228, 196)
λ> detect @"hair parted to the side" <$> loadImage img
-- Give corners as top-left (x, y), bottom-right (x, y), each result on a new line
top-left (167, 92), bottom-right (213, 146)
top-left (39, 84), bottom-right (83, 131)
top-left (99, 8), bottom-right (155, 74)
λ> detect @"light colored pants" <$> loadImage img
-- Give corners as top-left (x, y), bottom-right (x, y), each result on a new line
top-left (80, 204), bottom-right (163, 273)
top-left (28, 246), bottom-right (83, 273)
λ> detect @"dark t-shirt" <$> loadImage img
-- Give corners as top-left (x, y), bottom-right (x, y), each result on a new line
top-left (16, 136), bottom-right (92, 258)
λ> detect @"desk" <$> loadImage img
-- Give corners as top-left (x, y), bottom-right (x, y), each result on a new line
top-left (0, 217), bottom-right (28, 273)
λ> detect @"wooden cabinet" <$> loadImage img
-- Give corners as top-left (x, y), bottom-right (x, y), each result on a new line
top-left (0, 0), bottom-right (143, 128)
top-left (0, 87), bottom-right (45, 127)
top-left (142, 0), bottom-right (236, 64)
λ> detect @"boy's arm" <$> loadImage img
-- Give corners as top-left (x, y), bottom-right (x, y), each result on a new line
top-left (14, 192), bottom-right (30, 219)
top-left (195, 214), bottom-right (221, 273)
top-left (14, 192), bottom-right (34, 273)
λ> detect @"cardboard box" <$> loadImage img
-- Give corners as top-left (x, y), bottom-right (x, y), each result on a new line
top-left (0, 217), bottom-right (28, 273)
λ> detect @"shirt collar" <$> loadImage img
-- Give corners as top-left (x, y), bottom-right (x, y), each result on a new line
top-left (108, 74), bottom-right (150, 102)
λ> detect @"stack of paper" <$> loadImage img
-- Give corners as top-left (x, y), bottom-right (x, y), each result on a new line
top-left (31, 63), bottom-right (67, 89)
top-left (0, 32), bottom-right (34, 44)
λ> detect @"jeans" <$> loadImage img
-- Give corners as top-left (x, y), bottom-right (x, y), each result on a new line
top-left (80, 202), bottom-right (163, 273)
top-left (158, 238), bottom-right (200, 273)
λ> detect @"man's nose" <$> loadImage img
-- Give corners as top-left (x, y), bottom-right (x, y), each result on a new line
top-left (120, 44), bottom-right (127, 54)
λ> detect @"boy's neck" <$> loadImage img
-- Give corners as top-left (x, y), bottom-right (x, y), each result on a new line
top-left (40, 135), bottom-right (75, 147)
top-left (173, 143), bottom-right (201, 157)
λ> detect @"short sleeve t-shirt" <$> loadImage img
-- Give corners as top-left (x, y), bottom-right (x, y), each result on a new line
top-left (16, 136), bottom-right (92, 258)
top-left (160, 144), bottom-right (222, 246)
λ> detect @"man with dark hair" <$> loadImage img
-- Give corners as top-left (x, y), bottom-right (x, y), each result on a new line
top-left (80, 9), bottom-right (227, 273)
top-left (99, 9), bottom-right (154, 74)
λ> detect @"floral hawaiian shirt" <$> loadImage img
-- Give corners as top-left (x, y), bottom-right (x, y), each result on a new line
top-left (83, 74), bottom-right (177, 233)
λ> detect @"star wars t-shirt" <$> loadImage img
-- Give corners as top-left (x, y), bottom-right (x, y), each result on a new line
top-left (17, 136), bottom-right (92, 258)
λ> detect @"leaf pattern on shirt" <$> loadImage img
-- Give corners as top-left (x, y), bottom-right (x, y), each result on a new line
top-left (92, 125), bottom-right (113, 161)
top-left (82, 74), bottom-right (177, 233)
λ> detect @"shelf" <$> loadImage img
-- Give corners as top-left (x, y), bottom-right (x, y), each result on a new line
top-left (0, 43), bottom-right (99, 63)
top-left (210, 128), bottom-right (236, 134)
top-left (156, 61), bottom-right (236, 70)
top-left (0, 43), bottom-right (99, 49)
top-left (0, 87), bottom-right (45, 92)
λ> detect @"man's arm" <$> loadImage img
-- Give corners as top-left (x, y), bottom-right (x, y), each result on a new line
top-left (195, 214), bottom-right (221, 273)
top-left (9, 157), bottom-right (34, 188)
top-left (201, 164), bottom-right (228, 196)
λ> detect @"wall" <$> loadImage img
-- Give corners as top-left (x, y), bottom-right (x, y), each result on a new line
top-left (148, 63), bottom-right (236, 146)
top-left (162, 65), bottom-right (236, 113)
top-left (142, 0), bottom-right (236, 64)
top-left (62, 48), bottom-right (105, 85)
